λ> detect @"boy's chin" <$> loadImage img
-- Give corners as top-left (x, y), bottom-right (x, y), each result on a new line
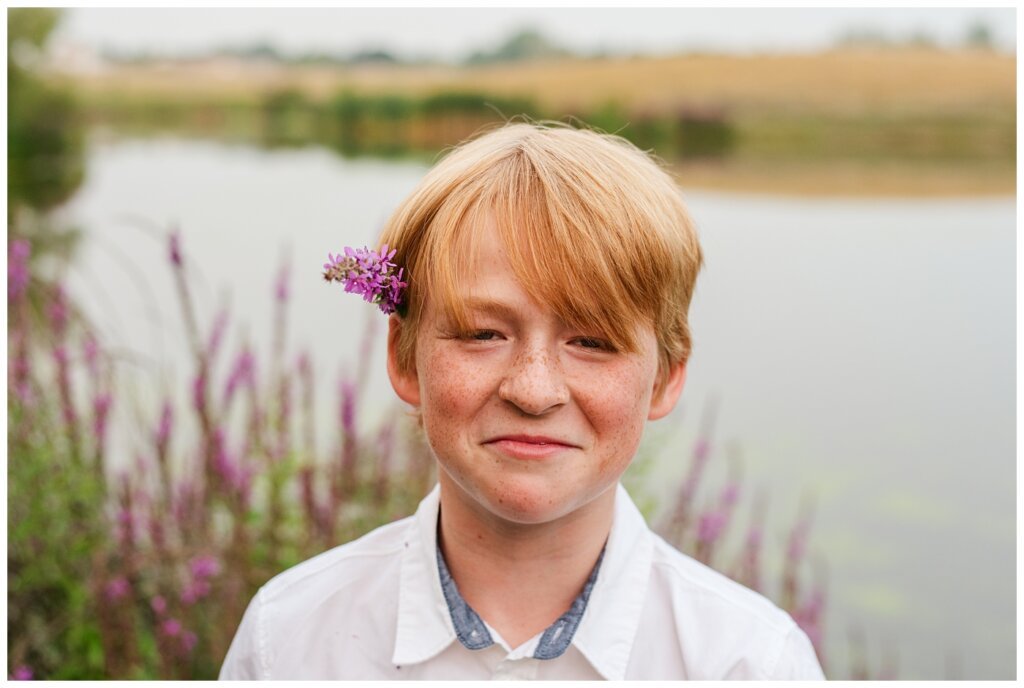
top-left (454, 475), bottom-right (616, 528)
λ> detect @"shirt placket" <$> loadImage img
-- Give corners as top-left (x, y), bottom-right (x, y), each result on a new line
top-left (492, 656), bottom-right (540, 680)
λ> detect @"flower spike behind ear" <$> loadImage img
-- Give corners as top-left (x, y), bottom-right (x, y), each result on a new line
top-left (323, 245), bottom-right (408, 315)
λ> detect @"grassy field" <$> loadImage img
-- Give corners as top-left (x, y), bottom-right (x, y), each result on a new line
top-left (68, 48), bottom-right (1014, 111)
top-left (61, 48), bottom-right (1016, 196)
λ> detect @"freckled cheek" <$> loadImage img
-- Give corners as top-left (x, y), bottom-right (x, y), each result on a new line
top-left (418, 350), bottom-right (492, 433)
top-left (588, 364), bottom-right (652, 474)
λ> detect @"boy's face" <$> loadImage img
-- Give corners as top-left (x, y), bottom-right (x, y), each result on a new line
top-left (387, 217), bottom-right (686, 527)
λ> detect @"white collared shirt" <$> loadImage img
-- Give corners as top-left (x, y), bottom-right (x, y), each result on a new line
top-left (219, 484), bottom-right (825, 680)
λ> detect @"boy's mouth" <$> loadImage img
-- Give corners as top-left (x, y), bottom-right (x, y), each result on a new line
top-left (483, 434), bottom-right (579, 460)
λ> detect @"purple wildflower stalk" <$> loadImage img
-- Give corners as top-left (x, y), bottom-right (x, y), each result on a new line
top-left (53, 343), bottom-right (82, 464)
top-left (181, 554), bottom-right (221, 605)
top-left (148, 499), bottom-right (167, 555)
top-left (8, 240), bottom-right (34, 409)
top-left (695, 477), bottom-right (743, 563)
top-left (297, 351), bottom-right (316, 460)
top-left (8, 238), bottom-right (31, 301)
top-left (150, 399), bottom-right (174, 510)
top-left (169, 230), bottom-right (182, 267)
top-left (276, 373), bottom-right (292, 461)
top-left (323, 245), bottom-right (407, 315)
top-left (299, 465), bottom-right (324, 544)
top-left (222, 346), bottom-right (254, 411)
top-left (167, 228), bottom-right (216, 501)
top-left (206, 306), bottom-right (230, 364)
top-left (338, 376), bottom-right (359, 496)
top-left (664, 400), bottom-right (719, 541)
top-left (242, 361), bottom-right (264, 466)
top-left (794, 581), bottom-right (827, 666)
top-left (48, 283), bottom-right (70, 338)
top-left (211, 427), bottom-right (253, 507)
top-left (92, 391), bottom-right (113, 468)
top-left (9, 666), bottom-right (33, 681)
top-left (781, 499), bottom-right (815, 612)
top-left (373, 421), bottom-right (395, 505)
top-left (155, 399), bottom-right (173, 460)
top-left (275, 261), bottom-right (289, 304)
top-left (104, 575), bottom-right (131, 602)
top-left (731, 490), bottom-right (768, 593)
top-left (83, 331), bottom-right (100, 378)
top-left (10, 318), bottom-right (34, 407)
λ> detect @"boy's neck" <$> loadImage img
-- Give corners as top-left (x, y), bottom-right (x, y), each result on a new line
top-left (436, 475), bottom-right (615, 650)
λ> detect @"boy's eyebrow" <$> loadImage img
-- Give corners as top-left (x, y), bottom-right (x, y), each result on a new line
top-left (460, 297), bottom-right (521, 320)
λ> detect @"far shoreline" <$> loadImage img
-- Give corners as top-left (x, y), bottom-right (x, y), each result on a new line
top-left (672, 159), bottom-right (1015, 198)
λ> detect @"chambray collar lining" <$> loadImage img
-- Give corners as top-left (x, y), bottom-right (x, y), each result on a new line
top-left (436, 535), bottom-right (606, 660)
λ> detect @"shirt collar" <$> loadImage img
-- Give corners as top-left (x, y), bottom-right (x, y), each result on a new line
top-left (437, 532), bottom-right (605, 659)
top-left (571, 483), bottom-right (654, 680)
top-left (391, 483), bottom-right (653, 680)
top-left (392, 485), bottom-right (455, 666)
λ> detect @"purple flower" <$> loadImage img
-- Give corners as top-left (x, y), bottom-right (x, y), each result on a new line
top-left (104, 576), bottom-right (131, 601)
top-left (155, 400), bottom-right (173, 450)
top-left (275, 263), bottom-right (289, 303)
top-left (115, 505), bottom-right (134, 542)
top-left (212, 429), bottom-right (253, 502)
top-left (151, 595), bottom-right (167, 615)
top-left (161, 618), bottom-right (182, 637)
top-left (693, 437), bottom-right (710, 463)
top-left (83, 333), bottom-right (99, 376)
top-left (323, 244), bottom-right (407, 315)
top-left (720, 481), bottom-right (740, 508)
top-left (786, 513), bottom-right (812, 564)
top-left (223, 348), bottom-right (254, 407)
top-left (9, 665), bottom-right (33, 681)
top-left (696, 509), bottom-right (728, 544)
top-left (169, 230), bottom-right (182, 267)
top-left (339, 377), bottom-right (356, 437)
top-left (8, 239), bottom-right (31, 301)
top-left (48, 285), bottom-right (69, 337)
top-left (746, 524), bottom-right (763, 549)
top-left (11, 346), bottom-right (33, 406)
top-left (181, 630), bottom-right (198, 654)
top-left (190, 554), bottom-right (221, 579)
top-left (93, 392), bottom-right (113, 445)
top-left (191, 370), bottom-right (206, 415)
top-left (206, 307), bottom-right (230, 361)
top-left (180, 579), bottom-right (211, 605)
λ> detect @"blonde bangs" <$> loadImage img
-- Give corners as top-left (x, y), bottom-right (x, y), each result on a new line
top-left (379, 122), bottom-right (702, 386)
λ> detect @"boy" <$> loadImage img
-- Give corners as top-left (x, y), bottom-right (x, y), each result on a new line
top-left (219, 122), bottom-right (825, 680)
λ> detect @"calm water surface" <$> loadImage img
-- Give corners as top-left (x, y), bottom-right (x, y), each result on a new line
top-left (57, 135), bottom-right (1015, 679)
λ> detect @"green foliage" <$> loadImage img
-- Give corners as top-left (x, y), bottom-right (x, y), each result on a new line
top-left (465, 28), bottom-right (571, 65)
top-left (8, 401), bottom-right (108, 679)
top-left (579, 100), bottom-right (736, 159)
top-left (7, 8), bottom-right (60, 52)
top-left (965, 21), bottom-right (995, 49)
top-left (7, 8), bottom-right (86, 220)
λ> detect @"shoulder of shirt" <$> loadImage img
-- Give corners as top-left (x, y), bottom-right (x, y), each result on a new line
top-left (259, 514), bottom-right (412, 602)
top-left (646, 530), bottom-right (797, 635)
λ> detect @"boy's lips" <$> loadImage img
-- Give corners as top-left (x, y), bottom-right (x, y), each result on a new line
top-left (483, 434), bottom-right (580, 460)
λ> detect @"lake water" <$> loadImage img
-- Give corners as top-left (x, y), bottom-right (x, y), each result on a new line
top-left (56, 134), bottom-right (1015, 679)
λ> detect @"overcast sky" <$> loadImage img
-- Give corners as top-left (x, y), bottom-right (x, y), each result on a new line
top-left (52, 7), bottom-right (1016, 61)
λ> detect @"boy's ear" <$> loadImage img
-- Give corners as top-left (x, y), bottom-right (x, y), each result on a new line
top-left (648, 360), bottom-right (687, 421)
top-left (386, 315), bottom-right (420, 406)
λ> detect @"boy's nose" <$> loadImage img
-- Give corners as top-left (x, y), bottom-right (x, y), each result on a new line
top-left (498, 348), bottom-right (570, 416)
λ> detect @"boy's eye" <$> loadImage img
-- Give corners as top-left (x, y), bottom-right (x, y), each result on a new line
top-left (469, 330), bottom-right (498, 341)
top-left (573, 337), bottom-right (613, 351)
